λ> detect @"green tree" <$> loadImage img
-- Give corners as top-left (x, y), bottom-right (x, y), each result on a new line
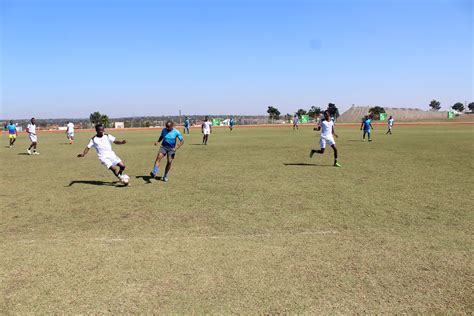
top-left (326, 103), bottom-right (339, 118)
top-left (429, 99), bottom-right (441, 111)
top-left (89, 111), bottom-right (102, 125)
top-left (101, 115), bottom-right (110, 127)
top-left (452, 102), bottom-right (464, 112)
top-left (368, 106), bottom-right (386, 120)
top-left (468, 102), bottom-right (474, 112)
top-left (308, 106), bottom-right (322, 118)
top-left (296, 109), bottom-right (307, 117)
top-left (267, 106), bottom-right (281, 120)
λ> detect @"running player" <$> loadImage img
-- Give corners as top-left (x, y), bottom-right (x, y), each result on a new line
top-left (6, 121), bottom-right (17, 148)
top-left (26, 118), bottom-right (39, 155)
top-left (77, 124), bottom-right (128, 184)
top-left (66, 121), bottom-right (75, 144)
top-left (229, 117), bottom-right (235, 131)
top-left (310, 110), bottom-right (341, 167)
top-left (360, 115), bottom-right (374, 141)
top-left (150, 121), bottom-right (184, 182)
top-left (202, 116), bottom-right (212, 145)
top-left (293, 114), bottom-right (299, 130)
top-left (386, 116), bottom-right (394, 135)
top-left (183, 117), bottom-right (190, 135)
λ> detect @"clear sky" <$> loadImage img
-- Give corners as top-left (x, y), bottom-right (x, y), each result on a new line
top-left (1, 0), bottom-right (472, 119)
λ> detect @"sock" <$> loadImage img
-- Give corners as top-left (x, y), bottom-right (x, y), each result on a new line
top-left (164, 170), bottom-right (168, 178)
top-left (153, 165), bottom-right (158, 175)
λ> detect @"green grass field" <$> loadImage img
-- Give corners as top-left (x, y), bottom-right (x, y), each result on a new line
top-left (1, 124), bottom-right (473, 313)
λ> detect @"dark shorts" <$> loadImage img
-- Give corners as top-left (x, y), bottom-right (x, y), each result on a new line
top-left (160, 146), bottom-right (176, 158)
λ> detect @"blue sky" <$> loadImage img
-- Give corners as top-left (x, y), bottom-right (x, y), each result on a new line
top-left (1, 0), bottom-right (472, 118)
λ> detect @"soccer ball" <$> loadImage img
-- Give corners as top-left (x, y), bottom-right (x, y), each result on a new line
top-left (121, 174), bottom-right (130, 185)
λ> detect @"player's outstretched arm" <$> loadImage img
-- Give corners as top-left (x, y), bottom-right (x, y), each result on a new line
top-left (77, 147), bottom-right (89, 157)
top-left (114, 140), bottom-right (126, 145)
top-left (176, 138), bottom-right (184, 150)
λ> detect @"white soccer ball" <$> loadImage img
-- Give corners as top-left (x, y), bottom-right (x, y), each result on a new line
top-left (121, 174), bottom-right (130, 184)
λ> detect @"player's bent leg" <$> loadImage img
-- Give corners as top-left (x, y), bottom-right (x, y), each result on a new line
top-left (151, 152), bottom-right (165, 178)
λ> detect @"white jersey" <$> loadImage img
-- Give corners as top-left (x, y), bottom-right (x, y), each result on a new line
top-left (27, 123), bottom-right (36, 135)
top-left (202, 121), bottom-right (212, 133)
top-left (388, 118), bottom-right (394, 127)
top-left (87, 134), bottom-right (117, 159)
top-left (319, 120), bottom-right (334, 139)
top-left (66, 122), bottom-right (74, 133)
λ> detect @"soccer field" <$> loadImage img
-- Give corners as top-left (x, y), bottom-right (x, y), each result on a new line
top-left (1, 124), bottom-right (472, 313)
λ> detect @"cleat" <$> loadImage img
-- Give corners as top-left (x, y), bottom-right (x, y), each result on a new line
top-left (33, 151), bottom-right (40, 155)
top-left (162, 177), bottom-right (168, 182)
top-left (368, 139), bottom-right (373, 142)
top-left (150, 171), bottom-right (156, 178)
top-left (334, 162), bottom-right (342, 167)
top-left (27, 149), bottom-right (31, 155)
top-left (310, 150), bottom-right (316, 158)
top-left (362, 139), bottom-right (366, 142)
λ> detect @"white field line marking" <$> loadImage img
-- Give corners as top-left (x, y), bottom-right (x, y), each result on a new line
top-left (13, 230), bottom-right (338, 244)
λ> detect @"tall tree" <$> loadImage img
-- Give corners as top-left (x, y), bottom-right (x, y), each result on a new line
top-left (308, 106), bottom-right (322, 118)
top-left (452, 102), bottom-right (464, 112)
top-left (267, 106), bottom-right (281, 120)
top-left (429, 99), bottom-right (441, 111)
top-left (296, 109), bottom-right (307, 117)
top-left (89, 111), bottom-right (103, 125)
top-left (326, 103), bottom-right (339, 118)
top-left (468, 102), bottom-right (474, 112)
top-left (368, 106), bottom-right (386, 120)
top-left (101, 114), bottom-right (110, 127)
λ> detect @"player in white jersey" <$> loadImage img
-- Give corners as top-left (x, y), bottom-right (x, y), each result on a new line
top-left (26, 117), bottom-right (39, 155)
top-left (77, 124), bottom-right (128, 184)
top-left (386, 116), bottom-right (394, 135)
top-left (310, 110), bottom-right (341, 167)
top-left (66, 121), bottom-right (75, 144)
top-left (201, 116), bottom-right (212, 145)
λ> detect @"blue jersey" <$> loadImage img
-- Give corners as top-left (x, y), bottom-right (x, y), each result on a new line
top-left (363, 119), bottom-right (372, 130)
top-left (184, 119), bottom-right (190, 127)
top-left (160, 128), bottom-right (184, 148)
top-left (229, 119), bottom-right (235, 126)
top-left (6, 124), bottom-right (16, 134)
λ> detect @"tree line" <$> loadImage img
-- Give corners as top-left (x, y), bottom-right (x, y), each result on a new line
top-left (267, 103), bottom-right (340, 121)
top-left (429, 100), bottom-right (474, 113)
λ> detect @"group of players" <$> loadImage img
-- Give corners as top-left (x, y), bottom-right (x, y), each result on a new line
top-left (4, 112), bottom-right (394, 185)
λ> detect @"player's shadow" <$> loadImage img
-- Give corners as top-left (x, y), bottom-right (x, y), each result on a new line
top-left (348, 140), bottom-right (363, 142)
top-left (189, 143), bottom-right (204, 146)
top-left (135, 175), bottom-right (160, 184)
top-left (283, 163), bottom-right (330, 167)
top-left (17, 153), bottom-right (30, 155)
top-left (67, 180), bottom-right (118, 187)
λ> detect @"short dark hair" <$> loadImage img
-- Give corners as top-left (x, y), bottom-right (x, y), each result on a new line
top-left (95, 123), bottom-right (104, 131)
top-left (165, 120), bottom-right (173, 128)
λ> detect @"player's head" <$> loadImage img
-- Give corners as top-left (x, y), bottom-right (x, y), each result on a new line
top-left (67, 121), bottom-right (70, 124)
top-left (9, 120), bottom-right (13, 125)
top-left (165, 120), bottom-right (174, 131)
top-left (95, 123), bottom-right (105, 136)
top-left (389, 116), bottom-right (392, 119)
top-left (31, 118), bottom-right (36, 124)
top-left (324, 110), bottom-right (330, 120)
top-left (205, 116), bottom-right (209, 121)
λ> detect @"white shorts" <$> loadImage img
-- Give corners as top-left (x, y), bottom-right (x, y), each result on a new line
top-left (203, 130), bottom-right (211, 135)
top-left (67, 132), bottom-right (74, 138)
top-left (320, 137), bottom-right (335, 148)
top-left (99, 155), bottom-right (122, 169)
top-left (29, 134), bottom-right (37, 143)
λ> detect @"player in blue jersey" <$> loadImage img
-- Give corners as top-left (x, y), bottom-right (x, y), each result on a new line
top-left (229, 117), bottom-right (235, 131)
top-left (183, 117), bottom-right (190, 134)
top-left (360, 115), bottom-right (374, 142)
top-left (6, 121), bottom-right (17, 148)
top-left (150, 121), bottom-right (184, 182)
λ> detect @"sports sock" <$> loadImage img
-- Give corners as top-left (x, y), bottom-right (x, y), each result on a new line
top-left (153, 165), bottom-right (159, 175)
top-left (164, 171), bottom-right (168, 178)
